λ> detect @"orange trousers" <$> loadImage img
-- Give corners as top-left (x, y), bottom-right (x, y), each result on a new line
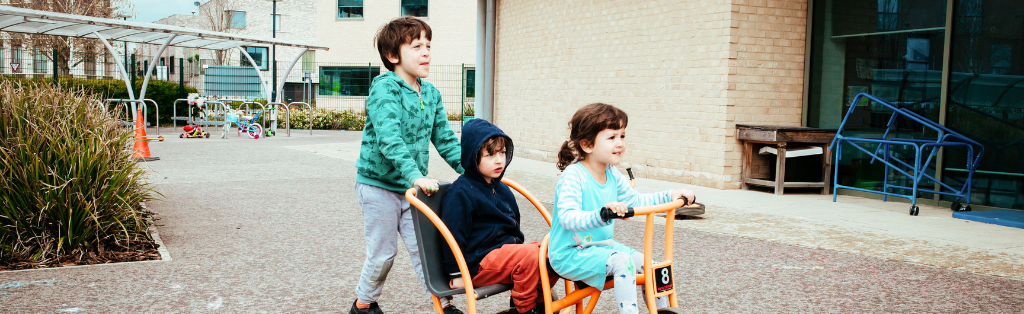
top-left (471, 242), bottom-right (554, 313)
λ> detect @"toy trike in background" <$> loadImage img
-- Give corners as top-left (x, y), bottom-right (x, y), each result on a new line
top-left (224, 110), bottom-right (264, 139)
top-left (179, 124), bottom-right (210, 138)
top-left (407, 178), bottom-right (688, 314)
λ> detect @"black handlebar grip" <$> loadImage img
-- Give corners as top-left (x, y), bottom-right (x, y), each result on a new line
top-left (626, 168), bottom-right (635, 180)
top-left (600, 207), bottom-right (635, 221)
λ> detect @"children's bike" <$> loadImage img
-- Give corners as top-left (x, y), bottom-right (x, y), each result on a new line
top-left (225, 111), bottom-right (264, 139)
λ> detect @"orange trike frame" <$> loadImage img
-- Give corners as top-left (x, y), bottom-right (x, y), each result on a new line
top-left (406, 178), bottom-right (685, 314)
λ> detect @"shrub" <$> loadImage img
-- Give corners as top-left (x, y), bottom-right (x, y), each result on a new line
top-left (0, 77), bottom-right (197, 126)
top-left (463, 106), bottom-right (475, 117)
top-left (277, 108), bottom-right (366, 130)
top-left (448, 112), bottom-right (461, 121)
top-left (0, 81), bottom-right (154, 264)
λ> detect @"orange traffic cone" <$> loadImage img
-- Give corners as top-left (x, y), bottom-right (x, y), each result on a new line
top-left (131, 107), bottom-right (160, 162)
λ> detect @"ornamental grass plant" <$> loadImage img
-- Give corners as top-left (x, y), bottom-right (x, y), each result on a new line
top-left (0, 81), bottom-right (156, 268)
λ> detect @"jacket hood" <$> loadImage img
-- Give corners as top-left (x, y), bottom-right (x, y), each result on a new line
top-left (461, 119), bottom-right (514, 184)
top-left (372, 71), bottom-right (419, 92)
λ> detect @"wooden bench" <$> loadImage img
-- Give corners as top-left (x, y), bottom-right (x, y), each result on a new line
top-left (737, 124), bottom-right (838, 195)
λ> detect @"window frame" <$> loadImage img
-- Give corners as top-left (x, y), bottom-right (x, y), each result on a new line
top-left (273, 14), bottom-right (281, 31)
top-left (229, 10), bottom-right (246, 29)
top-left (240, 46), bottom-right (269, 71)
top-left (401, 0), bottom-right (428, 18)
top-left (337, 0), bottom-right (364, 19)
top-left (318, 65), bottom-right (381, 97)
top-left (33, 50), bottom-right (47, 74)
top-left (464, 67), bottom-right (475, 98)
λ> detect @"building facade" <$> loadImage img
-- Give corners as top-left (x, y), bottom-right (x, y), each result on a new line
top-left (492, 0), bottom-right (1023, 210)
top-left (150, 0), bottom-right (477, 117)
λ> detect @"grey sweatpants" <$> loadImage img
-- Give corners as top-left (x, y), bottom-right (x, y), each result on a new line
top-left (354, 182), bottom-right (429, 304)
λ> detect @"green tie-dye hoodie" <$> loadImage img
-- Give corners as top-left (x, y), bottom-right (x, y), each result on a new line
top-left (356, 72), bottom-right (464, 192)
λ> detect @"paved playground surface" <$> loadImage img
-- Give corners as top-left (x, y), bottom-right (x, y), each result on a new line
top-left (1, 128), bottom-right (1022, 313)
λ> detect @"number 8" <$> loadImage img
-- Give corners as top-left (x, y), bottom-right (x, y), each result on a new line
top-left (660, 268), bottom-right (670, 283)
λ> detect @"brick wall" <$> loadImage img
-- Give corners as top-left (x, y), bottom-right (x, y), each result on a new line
top-left (494, 0), bottom-right (807, 189)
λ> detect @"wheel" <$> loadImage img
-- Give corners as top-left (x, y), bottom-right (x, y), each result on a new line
top-left (204, 133), bottom-right (210, 138)
top-left (951, 201), bottom-right (961, 211)
top-left (910, 206), bottom-right (920, 216)
top-left (179, 134), bottom-right (185, 138)
top-left (964, 205), bottom-right (972, 211)
top-left (657, 308), bottom-right (686, 314)
top-left (248, 123), bottom-right (263, 139)
top-left (266, 129), bottom-right (275, 137)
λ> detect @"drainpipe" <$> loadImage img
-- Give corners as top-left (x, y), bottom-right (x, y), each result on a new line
top-left (484, 0), bottom-right (495, 122)
top-left (475, 0), bottom-right (485, 121)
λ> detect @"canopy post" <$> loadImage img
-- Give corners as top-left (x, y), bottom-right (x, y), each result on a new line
top-left (238, 47), bottom-right (272, 101)
top-left (139, 34), bottom-right (177, 100)
top-left (276, 48), bottom-right (308, 101)
top-left (93, 31), bottom-right (135, 101)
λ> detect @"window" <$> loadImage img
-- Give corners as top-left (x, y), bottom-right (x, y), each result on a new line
top-left (273, 14), bottom-right (281, 31)
top-left (402, 0), bottom-right (428, 17)
top-left (338, 0), bottom-right (363, 18)
top-left (464, 68), bottom-right (475, 98)
top-left (877, 0), bottom-right (899, 31)
top-left (33, 50), bottom-right (47, 74)
top-left (319, 66), bottom-right (380, 96)
top-left (990, 44), bottom-right (1012, 75)
top-left (301, 50), bottom-right (316, 74)
top-left (240, 46), bottom-right (268, 71)
top-left (84, 53), bottom-right (97, 77)
top-left (11, 48), bottom-right (21, 73)
top-left (230, 11), bottom-right (246, 29)
top-left (169, 56), bottom-right (175, 74)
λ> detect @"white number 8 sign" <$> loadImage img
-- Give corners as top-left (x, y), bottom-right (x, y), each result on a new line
top-left (660, 268), bottom-right (670, 284)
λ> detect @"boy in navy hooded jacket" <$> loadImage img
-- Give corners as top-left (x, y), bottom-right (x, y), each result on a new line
top-left (440, 119), bottom-right (544, 314)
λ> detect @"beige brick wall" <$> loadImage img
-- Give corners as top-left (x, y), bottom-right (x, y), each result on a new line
top-left (494, 0), bottom-right (807, 189)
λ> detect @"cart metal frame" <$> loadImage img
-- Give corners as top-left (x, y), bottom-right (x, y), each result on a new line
top-left (829, 93), bottom-right (985, 215)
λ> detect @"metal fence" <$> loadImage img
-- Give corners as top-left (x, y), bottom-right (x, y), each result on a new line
top-left (0, 50), bottom-right (477, 131)
top-left (272, 61), bottom-right (475, 120)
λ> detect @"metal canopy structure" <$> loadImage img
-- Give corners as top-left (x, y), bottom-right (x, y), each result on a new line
top-left (0, 5), bottom-right (328, 103)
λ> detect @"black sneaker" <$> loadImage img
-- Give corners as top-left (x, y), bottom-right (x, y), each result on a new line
top-left (349, 299), bottom-right (383, 314)
top-left (442, 304), bottom-right (464, 314)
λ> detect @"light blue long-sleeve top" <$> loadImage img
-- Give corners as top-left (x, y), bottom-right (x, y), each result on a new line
top-left (548, 163), bottom-right (672, 287)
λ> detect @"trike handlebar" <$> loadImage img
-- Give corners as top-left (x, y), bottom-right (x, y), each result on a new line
top-left (599, 198), bottom-right (688, 221)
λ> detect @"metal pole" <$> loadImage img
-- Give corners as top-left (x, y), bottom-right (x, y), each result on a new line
top-left (179, 58), bottom-right (185, 98)
top-left (51, 48), bottom-right (57, 85)
top-left (191, 10), bottom-right (196, 77)
top-left (271, 0), bottom-right (277, 102)
top-left (460, 63), bottom-right (465, 119)
top-left (131, 53), bottom-right (136, 94)
top-left (123, 15), bottom-right (128, 81)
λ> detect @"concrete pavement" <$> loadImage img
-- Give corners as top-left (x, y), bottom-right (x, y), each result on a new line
top-left (0, 128), bottom-right (1021, 313)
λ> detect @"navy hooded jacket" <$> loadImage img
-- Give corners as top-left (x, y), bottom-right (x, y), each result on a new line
top-left (439, 119), bottom-right (523, 278)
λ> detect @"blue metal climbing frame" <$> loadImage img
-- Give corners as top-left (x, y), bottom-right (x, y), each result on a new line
top-left (829, 93), bottom-right (985, 213)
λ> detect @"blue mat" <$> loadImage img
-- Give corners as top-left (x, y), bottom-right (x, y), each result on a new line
top-left (953, 210), bottom-right (1024, 229)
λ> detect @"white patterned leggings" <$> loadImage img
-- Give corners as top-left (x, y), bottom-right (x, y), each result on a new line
top-left (606, 251), bottom-right (669, 314)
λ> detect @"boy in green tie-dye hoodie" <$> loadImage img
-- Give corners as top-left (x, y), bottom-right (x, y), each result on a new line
top-left (350, 17), bottom-right (464, 314)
